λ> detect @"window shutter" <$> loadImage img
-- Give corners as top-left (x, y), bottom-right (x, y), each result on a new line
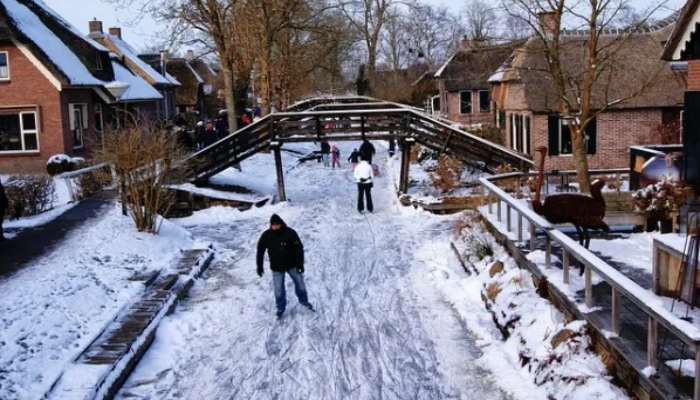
top-left (548, 115), bottom-right (559, 156)
top-left (69, 104), bottom-right (76, 131)
top-left (585, 117), bottom-right (597, 155)
top-left (525, 115), bottom-right (531, 155)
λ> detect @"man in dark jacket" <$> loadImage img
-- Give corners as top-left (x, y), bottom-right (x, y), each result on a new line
top-left (0, 180), bottom-right (7, 241)
top-left (320, 139), bottom-right (331, 167)
top-left (359, 139), bottom-right (376, 164)
top-left (257, 214), bottom-right (313, 318)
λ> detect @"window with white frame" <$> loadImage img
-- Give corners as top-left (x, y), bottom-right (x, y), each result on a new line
top-left (459, 90), bottom-right (472, 114)
top-left (0, 52), bottom-right (9, 79)
top-left (94, 103), bottom-right (103, 132)
top-left (547, 115), bottom-right (596, 156)
top-left (0, 111), bottom-right (39, 152)
top-left (509, 113), bottom-right (531, 155)
top-left (69, 103), bottom-right (88, 148)
top-left (478, 90), bottom-right (490, 113)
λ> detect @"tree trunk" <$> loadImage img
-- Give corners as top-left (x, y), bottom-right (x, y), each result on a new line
top-left (259, 60), bottom-right (271, 115)
top-left (367, 44), bottom-right (377, 95)
top-left (222, 64), bottom-right (237, 133)
top-left (571, 126), bottom-right (591, 193)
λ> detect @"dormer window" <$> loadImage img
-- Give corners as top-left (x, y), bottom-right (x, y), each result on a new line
top-left (95, 54), bottom-right (103, 71)
top-left (0, 52), bottom-right (9, 79)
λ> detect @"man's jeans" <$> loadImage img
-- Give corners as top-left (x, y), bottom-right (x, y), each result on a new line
top-left (273, 269), bottom-right (309, 312)
top-left (322, 153), bottom-right (330, 167)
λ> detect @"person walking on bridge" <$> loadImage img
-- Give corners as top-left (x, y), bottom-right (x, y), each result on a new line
top-left (354, 156), bottom-right (374, 213)
top-left (257, 214), bottom-right (314, 318)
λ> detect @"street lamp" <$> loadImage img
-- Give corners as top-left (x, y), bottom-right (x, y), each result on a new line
top-left (160, 50), bottom-right (170, 120)
top-left (105, 80), bottom-right (130, 216)
top-left (105, 80), bottom-right (130, 132)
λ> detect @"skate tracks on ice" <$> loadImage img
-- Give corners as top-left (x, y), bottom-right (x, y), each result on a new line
top-left (116, 143), bottom-right (510, 400)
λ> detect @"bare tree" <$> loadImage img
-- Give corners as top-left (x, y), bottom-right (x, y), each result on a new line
top-left (462, 0), bottom-right (500, 41)
top-left (403, 0), bottom-right (463, 69)
top-left (337, 0), bottom-right (394, 94)
top-left (502, 0), bottom-right (672, 192)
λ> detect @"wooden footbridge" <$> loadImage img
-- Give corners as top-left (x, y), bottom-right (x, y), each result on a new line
top-left (187, 96), bottom-right (533, 201)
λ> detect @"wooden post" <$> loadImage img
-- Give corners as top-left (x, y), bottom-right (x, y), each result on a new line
top-left (399, 138), bottom-right (414, 193)
top-left (648, 317), bottom-right (658, 368)
top-left (545, 236), bottom-right (551, 269)
top-left (616, 172), bottom-right (621, 194)
top-left (652, 242), bottom-right (661, 294)
top-left (488, 192), bottom-right (493, 214)
top-left (517, 213), bottom-right (523, 242)
top-left (530, 223), bottom-right (536, 252)
top-left (361, 115), bottom-right (366, 138)
top-left (506, 205), bottom-right (512, 232)
top-left (563, 249), bottom-right (570, 284)
top-left (271, 142), bottom-right (286, 202)
top-left (585, 266), bottom-right (592, 308)
top-left (481, 185), bottom-right (485, 207)
top-left (611, 288), bottom-right (620, 337)
top-left (315, 116), bottom-right (321, 140)
top-left (497, 200), bottom-right (502, 222)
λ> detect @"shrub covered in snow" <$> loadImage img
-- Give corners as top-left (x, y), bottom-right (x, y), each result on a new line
top-left (46, 154), bottom-right (84, 176)
top-left (4, 175), bottom-right (56, 219)
top-left (632, 178), bottom-right (691, 219)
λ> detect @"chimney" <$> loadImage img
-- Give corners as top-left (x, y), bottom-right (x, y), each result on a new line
top-left (460, 36), bottom-right (486, 50)
top-left (538, 11), bottom-right (558, 36)
top-left (88, 18), bottom-right (103, 35)
top-left (186, 50), bottom-right (195, 61)
top-left (460, 36), bottom-right (474, 50)
top-left (109, 27), bottom-right (122, 39)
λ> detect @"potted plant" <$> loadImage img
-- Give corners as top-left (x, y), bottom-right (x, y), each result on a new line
top-left (633, 179), bottom-right (691, 233)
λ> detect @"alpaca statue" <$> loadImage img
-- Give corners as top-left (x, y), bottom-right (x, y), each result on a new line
top-left (531, 146), bottom-right (609, 251)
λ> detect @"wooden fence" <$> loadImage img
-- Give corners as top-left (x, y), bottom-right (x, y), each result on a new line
top-left (480, 170), bottom-right (700, 400)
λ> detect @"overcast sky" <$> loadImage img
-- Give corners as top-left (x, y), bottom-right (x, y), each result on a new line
top-left (43, 0), bottom-right (683, 51)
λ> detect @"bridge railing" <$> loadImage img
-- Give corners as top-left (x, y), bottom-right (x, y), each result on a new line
top-left (480, 171), bottom-right (700, 400)
top-left (189, 106), bottom-right (536, 181)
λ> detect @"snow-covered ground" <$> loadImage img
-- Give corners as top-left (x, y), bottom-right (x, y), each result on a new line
top-left (114, 140), bottom-right (626, 400)
top-left (2, 175), bottom-right (76, 239)
top-left (0, 205), bottom-right (197, 400)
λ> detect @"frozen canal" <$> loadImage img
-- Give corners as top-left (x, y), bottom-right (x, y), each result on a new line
top-left (116, 143), bottom-right (509, 400)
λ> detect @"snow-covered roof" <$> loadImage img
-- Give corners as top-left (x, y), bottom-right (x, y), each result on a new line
top-left (185, 61), bottom-right (204, 84)
top-left (433, 53), bottom-right (454, 78)
top-left (31, 0), bottom-right (109, 53)
top-left (2, 0), bottom-right (104, 85)
top-left (105, 34), bottom-right (180, 86)
top-left (111, 58), bottom-right (163, 102)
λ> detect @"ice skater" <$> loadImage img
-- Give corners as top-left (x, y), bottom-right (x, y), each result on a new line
top-left (348, 148), bottom-right (360, 171)
top-left (354, 156), bottom-right (374, 213)
top-left (331, 145), bottom-right (341, 169)
top-left (256, 214), bottom-right (314, 318)
top-left (320, 139), bottom-right (331, 167)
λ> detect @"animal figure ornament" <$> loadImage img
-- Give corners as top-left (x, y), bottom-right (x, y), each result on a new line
top-left (531, 146), bottom-right (609, 273)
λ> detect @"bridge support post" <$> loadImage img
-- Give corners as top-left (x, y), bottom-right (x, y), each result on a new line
top-left (271, 141), bottom-right (286, 202)
top-left (399, 138), bottom-right (415, 193)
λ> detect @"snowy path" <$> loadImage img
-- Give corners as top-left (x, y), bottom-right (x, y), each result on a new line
top-left (116, 143), bottom-right (509, 400)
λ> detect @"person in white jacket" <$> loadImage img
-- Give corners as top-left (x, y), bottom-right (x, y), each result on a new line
top-left (353, 157), bottom-right (374, 213)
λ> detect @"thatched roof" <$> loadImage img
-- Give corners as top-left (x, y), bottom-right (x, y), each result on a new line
top-left (662, 0), bottom-right (700, 60)
top-left (163, 58), bottom-right (203, 106)
top-left (434, 42), bottom-right (520, 92)
top-left (494, 21), bottom-right (684, 112)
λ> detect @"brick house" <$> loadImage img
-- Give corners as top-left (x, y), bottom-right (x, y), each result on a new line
top-left (87, 22), bottom-right (179, 121)
top-left (0, 0), bottom-right (163, 173)
top-left (434, 38), bottom-right (518, 125)
top-left (662, 0), bottom-right (700, 192)
top-left (490, 13), bottom-right (684, 170)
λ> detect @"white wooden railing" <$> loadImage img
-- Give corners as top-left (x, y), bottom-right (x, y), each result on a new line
top-left (56, 162), bottom-right (115, 202)
top-left (480, 171), bottom-right (700, 400)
